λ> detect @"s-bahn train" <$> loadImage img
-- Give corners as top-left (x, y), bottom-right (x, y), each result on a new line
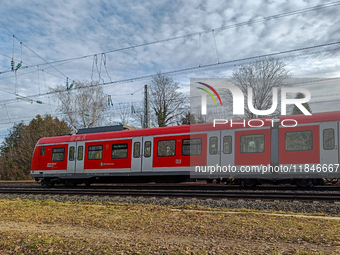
top-left (31, 111), bottom-right (340, 187)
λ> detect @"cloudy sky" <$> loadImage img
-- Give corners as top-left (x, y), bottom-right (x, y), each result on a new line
top-left (0, 0), bottom-right (340, 141)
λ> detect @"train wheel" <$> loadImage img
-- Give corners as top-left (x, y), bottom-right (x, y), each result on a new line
top-left (64, 180), bottom-right (76, 187)
top-left (296, 179), bottom-right (313, 188)
top-left (46, 182), bottom-right (55, 187)
top-left (40, 179), bottom-right (46, 187)
top-left (70, 181), bottom-right (77, 187)
top-left (241, 179), bottom-right (257, 188)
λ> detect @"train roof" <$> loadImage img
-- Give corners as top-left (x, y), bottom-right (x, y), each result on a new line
top-left (37, 110), bottom-right (340, 145)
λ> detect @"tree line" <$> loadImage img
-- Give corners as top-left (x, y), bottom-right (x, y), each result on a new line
top-left (0, 115), bottom-right (71, 180)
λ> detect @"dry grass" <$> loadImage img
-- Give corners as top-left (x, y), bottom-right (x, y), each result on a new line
top-left (0, 198), bottom-right (339, 254)
top-left (0, 180), bottom-right (35, 182)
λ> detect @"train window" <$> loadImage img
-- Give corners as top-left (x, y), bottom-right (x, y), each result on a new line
top-left (77, 146), bottom-right (83, 160)
top-left (285, 131), bottom-right (312, 151)
top-left (241, 134), bottom-right (264, 153)
top-left (323, 129), bottom-right (335, 150)
top-left (88, 145), bottom-right (103, 160)
top-left (209, 137), bottom-right (218, 155)
top-left (182, 138), bottom-right (202, 156)
top-left (144, 141), bottom-right (151, 157)
top-left (40, 146), bottom-right (45, 156)
top-left (69, 146), bottom-right (75, 161)
top-left (157, 140), bottom-right (176, 157)
top-left (133, 142), bottom-right (140, 158)
top-left (51, 147), bottom-right (65, 161)
top-left (223, 136), bottom-right (232, 154)
top-left (112, 143), bottom-right (128, 159)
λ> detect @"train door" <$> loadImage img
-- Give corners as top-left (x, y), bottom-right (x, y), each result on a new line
top-left (142, 136), bottom-right (153, 172)
top-left (320, 122), bottom-right (338, 164)
top-left (220, 130), bottom-right (235, 167)
top-left (131, 137), bottom-right (142, 172)
top-left (67, 142), bottom-right (76, 173)
top-left (131, 137), bottom-right (154, 172)
top-left (207, 131), bottom-right (221, 167)
top-left (75, 141), bottom-right (85, 173)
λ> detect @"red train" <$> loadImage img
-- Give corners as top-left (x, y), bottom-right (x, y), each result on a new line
top-left (31, 111), bottom-right (340, 187)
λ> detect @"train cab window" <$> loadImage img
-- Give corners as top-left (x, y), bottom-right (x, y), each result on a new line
top-left (52, 147), bottom-right (65, 161)
top-left (77, 146), bottom-right (83, 160)
top-left (112, 143), bottom-right (128, 159)
top-left (144, 141), bottom-right (151, 157)
top-left (88, 145), bottom-right (103, 160)
top-left (323, 129), bottom-right (335, 150)
top-left (182, 138), bottom-right (202, 156)
top-left (209, 137), bottom-right (218, 155)
top-left (133, 142), bottom-right (140, 158)
top-left (241, 134), bottom-right (264, 153)
top-left (40, 146), bottom-right (45, 156)
top-left (157, 140), bottom-right (176, 157)
top-left (69, 146), bottom-right (75, 161)
top-left (285, 131), bottom-right (312, 151)
top-left (223, 136), bottom-right (232, 154)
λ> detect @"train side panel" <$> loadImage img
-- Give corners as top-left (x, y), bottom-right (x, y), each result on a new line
top-left (234, 128), bottom-right (271, 166)
top-left (31, 111), bottom-right (340, 185)
top-left (31, 144), bottom-right (68, 173)
top-left (279, 124), bottom-right (320, 164)
top-left (83, 139), bottom-right (132, 172)
top-left (153, 134), bottom-right (207, 168)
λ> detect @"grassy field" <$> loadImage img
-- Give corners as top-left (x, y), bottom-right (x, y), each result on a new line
top-left (0, 198), bottom-right (339, 254)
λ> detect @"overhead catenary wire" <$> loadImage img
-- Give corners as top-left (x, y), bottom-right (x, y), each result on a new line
top-left (4, 104), bottom-right (11, 123)
top-left (0, 1), bottom-right (338, 105)
top-left (0, 60), bottom-right (74, 83)
top-left (0, 2), bottom-right (339, 129)
top-left (0, 100), bottom-right (143, 125)
top-left (0, 20), bottom-right (72, 81)
top-left (1, 1), bottom-right (339, 73)
top-left (1, 39), bottom-right (340, 104)
top-left (211, 29), bottom-right (220, 64)
top-left (3, 38), bottom-right (335, 85)
top-left (0, 52), bottom-right (12, 59)
top-left (0, 88), bottom-right (335, 125)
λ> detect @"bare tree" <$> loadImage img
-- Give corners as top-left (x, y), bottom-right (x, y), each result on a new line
top-left (231, 57), bottom-right (290, 119)
top-left (150, 72), bottom-right (187, 127)
top-left (117, 103), bottom-right (131, 125)
top-left (52, 81), bottom-right (107, 130)
top-left (179, 111), bottom-right (197, 125)
top-left (130, 103), bottom-right (145, 128)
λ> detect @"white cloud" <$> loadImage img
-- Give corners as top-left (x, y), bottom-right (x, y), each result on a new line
top-left (0, 0), bottom-right (339, 141)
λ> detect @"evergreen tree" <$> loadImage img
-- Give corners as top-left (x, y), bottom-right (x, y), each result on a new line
top-left (0, 115), bottom-right (71, 180)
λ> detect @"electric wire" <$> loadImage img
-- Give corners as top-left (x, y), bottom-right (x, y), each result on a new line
top-left (0, 20), bottom-right (72, 80)
top-left (1, 1), bottom-right (339, 72)
top-left (1, 39), bottom-right (340, 104)
top-left (0, 3), bottom-right (340, 128)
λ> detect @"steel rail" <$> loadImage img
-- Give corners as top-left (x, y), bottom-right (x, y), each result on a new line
top-left (0, 188), bottom-right (339, 201)
top-left (1, 183), bottom-right (340, 191)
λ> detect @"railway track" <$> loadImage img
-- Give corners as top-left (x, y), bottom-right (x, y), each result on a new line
top-left (1, 182), bottom-right (340, 191)
top-left (0, 187), bottom-right (339, 202)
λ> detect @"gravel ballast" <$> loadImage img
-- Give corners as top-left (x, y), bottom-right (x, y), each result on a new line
top-left (0, 193), bottom-right (339, 215)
